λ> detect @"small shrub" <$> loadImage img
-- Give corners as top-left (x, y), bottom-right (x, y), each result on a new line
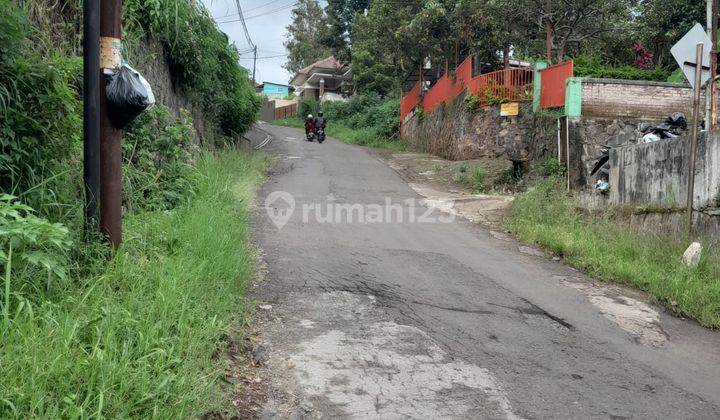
top-left (573, 54), bottom-right (669, 82)
top-left (540, 158), bottom-right (563, 177)
top-left (459, 166), bottom-right (486, 192)
top-left (0, 194), bottom-right (71, 315)
top-left (122, 105), bottom-right (196, 212)
top-left (464, 94), bottom-right (483, 111)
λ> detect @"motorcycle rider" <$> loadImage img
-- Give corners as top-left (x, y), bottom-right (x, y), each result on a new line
top-left (304, 114), bottom-right (315, 139)
top-left (314, 111), bottom-right (326, 132)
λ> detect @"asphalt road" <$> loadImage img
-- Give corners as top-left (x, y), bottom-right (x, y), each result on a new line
top-left (252, 124), bottom-right (720, 419)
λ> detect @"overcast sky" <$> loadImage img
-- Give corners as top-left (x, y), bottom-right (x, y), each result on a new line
top-left (201, 0), bottom-right (296, 85)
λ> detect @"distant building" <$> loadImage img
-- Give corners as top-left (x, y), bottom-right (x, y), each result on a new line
top-left (257, 82), bottom-right (292, 99)
top-left (290, 57), bottom-right (352, 101)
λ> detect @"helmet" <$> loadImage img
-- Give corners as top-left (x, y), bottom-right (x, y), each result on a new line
top-left (308, 114), bottom-right (313, 118)
top-left (318, 111), bottom-right (324, 117)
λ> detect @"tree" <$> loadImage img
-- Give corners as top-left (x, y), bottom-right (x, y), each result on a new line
top-left (507, 0), bottom-right (635, 63)
top-left (635, 0), bottom-right (705, 68)
top-left (321, 0), bottom-right (371, 61)
top-left (283, 0), bottom-right (332, 74)
top-left (350, 0), bottom-right (427, 95)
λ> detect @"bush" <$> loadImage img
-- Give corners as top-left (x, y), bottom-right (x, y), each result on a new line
top-left (124, 0), bottom-right (259, 136)
top-left (122, 106), bottom-right (196, 212)
top-left (540, 158), bottom-right (563, 177)
top-left (574, 54), bottom-right (670, 82)
top-left (0, 2), bottom-right (83, 223)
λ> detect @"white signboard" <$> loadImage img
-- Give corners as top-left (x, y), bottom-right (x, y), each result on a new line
top-left (671, 23), bottom-right (712, 88)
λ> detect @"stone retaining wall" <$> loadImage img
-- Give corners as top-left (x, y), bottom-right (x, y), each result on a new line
top-left (402, 96), bottom-right (557, 162)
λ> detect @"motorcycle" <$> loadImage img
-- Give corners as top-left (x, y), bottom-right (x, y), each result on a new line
top-left (306, 131), bottom-right (315, 142)
top-left (316, 127), bottom-right (326, 144)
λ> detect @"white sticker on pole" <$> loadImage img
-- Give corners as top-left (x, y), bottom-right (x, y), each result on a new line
top-left (671, 23), bottom-right (712, 88)
top-left (100, 37), bottom-right (122, 70)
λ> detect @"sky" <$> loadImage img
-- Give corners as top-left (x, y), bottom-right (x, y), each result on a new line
top-left (201, 0), bottom-right (296, 85)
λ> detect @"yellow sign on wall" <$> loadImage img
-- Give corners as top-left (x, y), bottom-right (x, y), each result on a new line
top-left (500, 102), bottom-right (520, 117)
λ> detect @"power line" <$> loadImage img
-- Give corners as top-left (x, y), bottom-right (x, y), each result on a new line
top-left (239, 53), bottom-right (288, 60)
top-left (214, 0), bottom-right (288, 19)
top-left (216, 2), bottom-right (298, 23)
top-left (233, 0), bottom-right (255, 49)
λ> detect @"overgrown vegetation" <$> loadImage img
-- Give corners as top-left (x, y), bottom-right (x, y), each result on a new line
top-left (574, 54), bottom-right (670, 82)
top-left (508, 179), bottom-right (720, 328)
top-left (277, 95), bottom-right (406, 150)
top-left (1, 1), bottom-right (264, 416)
top-left (1, 151), bottom-right (267, 417)
top-left (458, 166), bottom-right (487, 192)
top-left (283, 0), bottom-right (704, 95)
top-left (124, 0), bottom-right (260, 136)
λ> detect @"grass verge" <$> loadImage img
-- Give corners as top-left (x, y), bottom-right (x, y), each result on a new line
top-left (273, 118), bottom-right (407, 151)
top-left (507, 179), bottom-right (720, 328)
top-left (0, 150), bottom-right (268, 418)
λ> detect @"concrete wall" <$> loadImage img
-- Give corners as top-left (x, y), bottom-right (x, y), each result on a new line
top-left (581, 79), bottom-right (695, 121)
top-left (402, 96), bottom-right (557, 162)
top-left (609, 133), bottom-right (720, 209)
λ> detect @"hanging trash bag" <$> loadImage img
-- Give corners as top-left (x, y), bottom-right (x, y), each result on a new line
top-left (105, 64), bottom-right (156, 129)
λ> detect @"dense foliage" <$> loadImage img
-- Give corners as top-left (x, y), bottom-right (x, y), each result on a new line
top-left (283, 0), bottom-right (332, 73)
top-left (574, 54), bottom-right (670, 82)
top-left (284, 0), bottom-right (707, 95)
top-left (125, 0), bottom-right (260, 136)
top-left (1, 1), bottom-right (265, 416)
top-left (285, 95), bottom-right (403, 148)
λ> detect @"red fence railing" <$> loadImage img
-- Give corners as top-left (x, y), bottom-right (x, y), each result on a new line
top-left (400, 81), bottom-right (422, 123)
top-left (540, 60), bottom-right (574, 109)
top-left (466, 67), bottom-right (534, 106)
top-left (400, 54), bottom-right (536, 124)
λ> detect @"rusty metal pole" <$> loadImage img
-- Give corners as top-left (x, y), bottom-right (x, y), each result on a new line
top-left (687, 43), bottom-right (704, 237)
top-left (83, 0), bottom-right (101, 239)
top-left (546, 0), bottom-right (553, 65)
top-left (710, 0), bottom-right (718, 130)
top-left (100, 0), bottom-right (123, 248)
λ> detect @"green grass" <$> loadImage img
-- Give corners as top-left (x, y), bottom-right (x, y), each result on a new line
top-left (507, 179), bottom-right (720, 328)
top-left (0, 150), bottom-right (268, 418)
top-left (458, 166), bottom-right (487, 193)
top-left (274, 118), bottom-right (407, 151)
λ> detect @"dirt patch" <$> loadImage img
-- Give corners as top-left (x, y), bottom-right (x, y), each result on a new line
top-left (375, 150), bottom-right (515, 229)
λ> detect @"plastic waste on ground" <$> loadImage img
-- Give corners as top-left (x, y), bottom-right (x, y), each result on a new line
top-left (595, 179), bottom-right (610, 194)
top-left (642, 133), bottom-right (661, 143)
top-left (105, 64), bottom-right (155, 129)
top-left (638, 112), bottom-right (688, 143)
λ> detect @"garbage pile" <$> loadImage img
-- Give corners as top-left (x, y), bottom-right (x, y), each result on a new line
top-left (639, 112), bottom-right (687, 143)
top-left (590, 113), bottom-right (688, 195)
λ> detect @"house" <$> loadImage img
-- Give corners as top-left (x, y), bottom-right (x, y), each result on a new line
top-left (289, 57), bottom-right (352, 101)
top-left (257, 82), bottom-right (292, 98)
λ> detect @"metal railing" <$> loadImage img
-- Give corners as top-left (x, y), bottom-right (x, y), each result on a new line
top-left (466, 67), bottom-right (534, 105)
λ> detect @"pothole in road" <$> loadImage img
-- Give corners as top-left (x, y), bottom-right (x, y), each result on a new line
top-left (556, 276), bottom-right (666, 347)
top-left (288, 292), bottom-right (523, 419)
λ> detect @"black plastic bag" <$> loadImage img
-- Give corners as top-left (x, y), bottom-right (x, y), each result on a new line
top-left (105, 65), bottom-right (155, 129)
top-left (665, 112), bottom-right (687, 130)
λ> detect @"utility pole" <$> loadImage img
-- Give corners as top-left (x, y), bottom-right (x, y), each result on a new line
top-left (687, 43), bottom-right (704, 236)
top-left (252, 45), bottom-right (258, 84)
top-left (100, 0), bottom-right (123, 248)
top-left (83, 0), bottom-right (101, 239)
top-left (709, 0), bottom-right (718, 130)
top-left (546, 0), bottom-right (553, 65)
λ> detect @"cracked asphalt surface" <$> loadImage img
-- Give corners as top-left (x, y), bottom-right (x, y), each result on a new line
top-left (251, 124), bottom-right (720, 419)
